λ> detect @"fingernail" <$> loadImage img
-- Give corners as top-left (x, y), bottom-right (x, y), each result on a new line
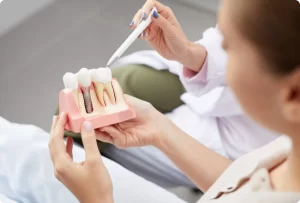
top-left (142, 12), bottom-right (147, 20)
top-left (83, 121), bottom-right (93, 131)
top-left (129, 20), bottom-right (134, 27)
top-left (153, 10), bottom-right (159, 18)
top-left (60, 112), bottom-right (65, 118)
top-left (53, 116), bottom-right (56, 122)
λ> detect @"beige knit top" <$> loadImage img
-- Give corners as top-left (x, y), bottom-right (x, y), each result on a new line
top-left (197, 136), bottom-right (300, 203)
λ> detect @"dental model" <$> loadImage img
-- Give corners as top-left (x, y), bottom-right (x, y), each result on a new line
top-left (59, 67), bottom-right (136, 133)
top-left (77, 68), bottom-right (93, 113)
top-left (90, 68), bottom-right (115, 106)
top-left (63, 72), bottom-right (79, 107)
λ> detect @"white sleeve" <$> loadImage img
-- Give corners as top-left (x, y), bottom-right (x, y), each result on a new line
top-left (179, 26), bottom-right (244, 117)
top-left (113, 26), bottom-right (244, 116)
top-left (179, 26), bottom-right (227, 96)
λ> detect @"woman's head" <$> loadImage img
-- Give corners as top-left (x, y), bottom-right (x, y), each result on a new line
top-left (218, 0), bottom-right (300, 135)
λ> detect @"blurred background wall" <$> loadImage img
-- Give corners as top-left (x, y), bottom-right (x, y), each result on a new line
top-left (0, 0), bottom-right (219, 37)
top-left (0, 0), bottom-right (56, 36)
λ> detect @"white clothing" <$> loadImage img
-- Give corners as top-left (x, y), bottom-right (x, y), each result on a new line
top-left (112, 26), bottom-right (280, 160)
top-left (105, 27), bottom-right (280, 188)
top-left (0, 116), bottom-right (185, 203)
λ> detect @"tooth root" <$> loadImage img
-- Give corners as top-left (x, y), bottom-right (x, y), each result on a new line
top-left (72, 89), bottom-right (79, 107)
top-left (111, 80), bottom-right (125, 104)
top-left (105, 83), bottom-right (116, 104)
top-left (94, 82), bottom-right (105, 106)
top-left (103, 91), bottom-right (112, 106)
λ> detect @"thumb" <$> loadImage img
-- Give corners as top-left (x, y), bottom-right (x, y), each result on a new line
top-left (151, 10), bottom-right (174, 34)
top-left (81, 121), bottom-right (101, 162)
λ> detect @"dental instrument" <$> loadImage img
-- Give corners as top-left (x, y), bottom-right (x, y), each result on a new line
top-left (106, 7), bottom-right (158, 67)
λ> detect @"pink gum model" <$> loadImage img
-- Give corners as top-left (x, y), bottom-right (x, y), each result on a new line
top-left (59, 79), bottom-right (136, 133)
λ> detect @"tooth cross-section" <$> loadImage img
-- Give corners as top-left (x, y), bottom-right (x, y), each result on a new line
top-left (91, 68), bottom-right (115, 106)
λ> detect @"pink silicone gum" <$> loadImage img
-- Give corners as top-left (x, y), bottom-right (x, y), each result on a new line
top-left (59, 79), bottom-right (136, 133)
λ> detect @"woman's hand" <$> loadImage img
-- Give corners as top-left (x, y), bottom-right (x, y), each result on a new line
top-left (95, 95), bottom-right (171, 148)
top-left (132, 0), bottom-right (188, 62)
top-left (49, 113), bottom-right (113, 203)
top-left (130, 0), bottom-right (206, 72)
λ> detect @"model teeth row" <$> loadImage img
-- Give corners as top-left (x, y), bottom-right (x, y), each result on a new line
top-left (63, 67), bottom-right (115, 112)
top-left (63, 67), bottom-right (112, 89)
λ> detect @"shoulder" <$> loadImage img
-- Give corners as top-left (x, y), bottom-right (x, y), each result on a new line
top-left (200, 191), bottom-right (300, 203)
top-left (199, 136), bottom-right (292, 202)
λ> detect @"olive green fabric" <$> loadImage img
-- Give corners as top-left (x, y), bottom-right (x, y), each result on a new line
top-left (54, 64), bottom-right (185, 150)
top-left (112, 64), bottom-right (185, 113)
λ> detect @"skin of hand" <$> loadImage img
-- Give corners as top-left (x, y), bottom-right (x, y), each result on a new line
top-left (49, 113), bottom-right (113, 203)
top-left (96, 95), bottom-right (232, 191)
top-left (130, 0), bottom-right (207, 72)
top-left (95, 95), bottom-right (169, 148)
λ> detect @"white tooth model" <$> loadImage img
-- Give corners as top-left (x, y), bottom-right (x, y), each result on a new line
top-left (77, 68), bottom-right (93, 113)
top-left (63, 72), bottom-right (79, 106)
top-left (91, 67), bottom-right (115, 105)
top-left (77, 68), bottom-right (92, 87)
top-left (59, 67), bottom-right (136, 133)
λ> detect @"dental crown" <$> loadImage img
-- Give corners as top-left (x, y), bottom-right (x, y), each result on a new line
top-left (77, 68), bottom-right (92, 87)
top-left (90, 68), bottom-right (112, 84)
top-left (63, 72), bottom-right (78, 89)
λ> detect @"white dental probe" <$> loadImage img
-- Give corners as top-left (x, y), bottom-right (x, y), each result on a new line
top-left (106, 7), bottom-right (157, 67)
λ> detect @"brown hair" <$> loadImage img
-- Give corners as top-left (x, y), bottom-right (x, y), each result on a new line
top-left (234, 0), bottom-right (300, 75)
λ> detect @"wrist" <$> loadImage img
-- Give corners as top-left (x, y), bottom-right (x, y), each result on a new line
top-left (179, 41), bottom-right (207, 72)
top-left (152, 112), bottom-right (181, 150)
top-left (81, 195), bottom-right (113, 203)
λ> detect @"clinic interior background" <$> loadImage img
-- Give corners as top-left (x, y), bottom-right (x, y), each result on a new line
top-left (0, 0), bottom-right (218, 201)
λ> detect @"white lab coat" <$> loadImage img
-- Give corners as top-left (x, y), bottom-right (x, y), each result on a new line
top-left (110, 27), bottom-right (280, 163)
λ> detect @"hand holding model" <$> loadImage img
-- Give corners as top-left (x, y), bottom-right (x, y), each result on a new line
top-left (131, 0), bottom-right (207, 72)
top-left (95, 95), bottom-right (175, 148)
top-left (49, 113), bottom-right (113, 203)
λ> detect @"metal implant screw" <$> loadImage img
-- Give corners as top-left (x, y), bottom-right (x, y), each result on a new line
top-left (81, 87), bottom-right (93, 113)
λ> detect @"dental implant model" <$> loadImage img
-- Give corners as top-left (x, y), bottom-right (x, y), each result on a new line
top-left (63, 72), bottom-right (79, 107)
top-left (77, 68), bottom-right (93, 113)
top-left (59, 67), bottom-right (136, 133)
top-left (90, 68), bottom-right (115, 106)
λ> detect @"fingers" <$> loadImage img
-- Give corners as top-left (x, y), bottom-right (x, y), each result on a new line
top-left (66, 137), bottom-right (73, 160)
top-left (150, 8), bottom-right (174, 34)
top-left (130, 0), bottom-right (170, 28)
top-left (81, 121), bottom-right (102, 163)
top-left (99, 126), bottom-right (119, 139)
top-left (49, 113), bottom-right (73, 182)
top-left (49, 112), bottom-right (68, 160)
top-left (50, 116), bottom-right (58, 133)
top-left (130, 9), bottom-right (142, 29)
top-left (95, 130), bottom-right (114, 144)
top-left (141, 0), bottom-right (168, 19)
top-left (54, 112), bottom-right (68, 141)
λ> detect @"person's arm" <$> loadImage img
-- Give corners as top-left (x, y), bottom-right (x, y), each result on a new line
top-left (154, 115), bottom-right (232, 192)
top-left (179, 41), bottom-right (207, 73)
top-left (178, 27), bottom-right (244, 117)
top-left (178, 27), bottom-right (228, 95)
